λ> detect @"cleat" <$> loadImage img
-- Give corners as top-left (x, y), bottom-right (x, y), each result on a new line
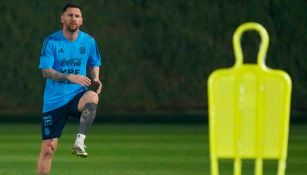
top-left (72, 144), bottom-right (88, 158)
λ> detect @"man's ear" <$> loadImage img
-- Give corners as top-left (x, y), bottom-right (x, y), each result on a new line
top-left (60, 15), bottom-right (64, 24)
top-left (80, 17), bottom-right (83, 26)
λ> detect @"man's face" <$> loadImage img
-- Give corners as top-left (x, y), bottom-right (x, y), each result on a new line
top-left (61, 7), bottom-right (83, 33)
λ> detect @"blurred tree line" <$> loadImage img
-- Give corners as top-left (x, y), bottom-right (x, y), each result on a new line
top-left (0, 0), bottom-right (305, 115)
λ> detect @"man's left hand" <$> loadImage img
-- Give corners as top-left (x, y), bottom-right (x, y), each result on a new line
top-left (90, 80), bottom-right (103, 94)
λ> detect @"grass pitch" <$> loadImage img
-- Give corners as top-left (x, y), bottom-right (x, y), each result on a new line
top-left (0, 123), bottom-right (306, 175)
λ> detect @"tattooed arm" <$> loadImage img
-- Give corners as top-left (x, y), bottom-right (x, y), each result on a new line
top-left (89, 66), bottom-right (100, 81)
top-left (41, 69), bottom-right (69, 81)
top-left (41, 68), bottom-right (91, 86)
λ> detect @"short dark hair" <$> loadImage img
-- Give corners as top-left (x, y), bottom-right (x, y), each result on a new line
top-left (62, 2), bottom-right (82, 13)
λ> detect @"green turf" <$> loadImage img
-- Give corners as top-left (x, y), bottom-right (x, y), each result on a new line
top-left (0, 123), bottom-right (306, 175)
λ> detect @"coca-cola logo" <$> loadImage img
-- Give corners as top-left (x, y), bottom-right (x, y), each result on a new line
top-left (60, 58), bottom-right (81, 66)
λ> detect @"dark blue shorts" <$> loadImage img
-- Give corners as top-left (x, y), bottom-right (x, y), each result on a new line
top-left (41, 91), bottom-right (86, 140)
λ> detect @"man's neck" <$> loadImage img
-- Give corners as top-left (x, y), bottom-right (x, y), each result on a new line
top-left (63, 29), bottom-right (79, 41)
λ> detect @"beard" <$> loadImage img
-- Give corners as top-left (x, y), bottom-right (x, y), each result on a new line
top-left (66, 23), bottom-right (79, 33)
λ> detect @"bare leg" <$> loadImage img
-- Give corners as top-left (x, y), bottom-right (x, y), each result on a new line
top-left (37, 138), bottom-right (58, 175)
top-left (72, 91), bottom-right (99, 157)
top-left (77, 91), bottom-right (99, 136)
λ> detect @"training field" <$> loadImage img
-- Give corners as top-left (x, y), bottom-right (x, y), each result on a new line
top-left (0, 123), bottom-right (306, 175)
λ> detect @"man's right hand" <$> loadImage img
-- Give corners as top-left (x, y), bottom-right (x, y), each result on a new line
top-left (67, 74), bottom-right (91, 86)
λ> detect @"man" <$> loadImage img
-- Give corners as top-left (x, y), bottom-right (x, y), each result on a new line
top-left (37, 3), bottom-right (102, 175)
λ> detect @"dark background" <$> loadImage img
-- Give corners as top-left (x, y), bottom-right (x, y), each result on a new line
top-left (0, 0), bottom-right (306, 120)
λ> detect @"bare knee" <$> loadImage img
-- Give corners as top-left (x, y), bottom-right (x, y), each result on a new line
top-left (85, 91), bottom-right (99, 104)
top-left (78, 91), bottom-right (99, 111)
top-left (41, 139), bottom-right (58, 157)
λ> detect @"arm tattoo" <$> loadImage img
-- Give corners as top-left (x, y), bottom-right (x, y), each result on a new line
top-left (89, 67), bottom-right (100, 80)
top-left (91, 73), bottom-right (97, 80)
top-left (42, 69), bottom-right (69, 81)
